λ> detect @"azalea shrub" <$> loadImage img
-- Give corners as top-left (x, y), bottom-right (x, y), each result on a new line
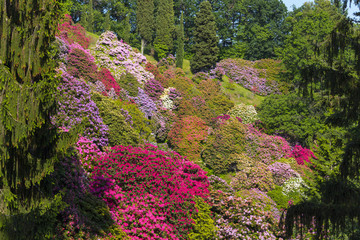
top-left (135, 88), bottom-right (158, 119)
top-left (230, 162), bottom-right (274, 192)
top-left (267, 162), bottom-right (300, 186)
top-left (144, 78), bottom-right (164, 101)
top-left (202, 118), bottom-right (246, 174)
top-left (116, 72), bottom-right (141, 97)
top-left (168, 116), bottom-right (208, 161)
top-left (57, 14), bottom-right (90, 48)
top-left (90, 144), bottom-right (210, 239)
top-left (145, 62), bottom-right (168, 88)
top-left (209, 189), bottom-right (279, 239)
top-left (245, 124), bottom-right (292, 165)
top-left (98, 68), bottom-right (122, 96)
top-left (67, 44), bottom-right (99, 83)
top-left (291, 145), bottom-right (316, 165)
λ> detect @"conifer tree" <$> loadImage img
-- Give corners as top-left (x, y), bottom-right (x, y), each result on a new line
top-left (137, 0), bottom-right (155, 55)
top-left (154, 0), bottom-right (175, 59)
top-left (191, 1), bottom-right (219, 73)
top-left (176, 11), bottom-right (184, 68)
top-left (87, 0), bottom-right (94, 32)
top-left (0, 0), bottom-right (65, 237)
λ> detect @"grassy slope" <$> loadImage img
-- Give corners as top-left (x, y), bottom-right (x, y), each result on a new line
top-left (221, 75), bottom-right (264, 106)
top-left (86, 31), bottom-right (99, 48)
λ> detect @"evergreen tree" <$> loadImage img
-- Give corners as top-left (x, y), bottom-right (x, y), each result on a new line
top-left (0, 0), bottom-right (66, 238)
top-left (137, 0), bottom-right (155, 55)
top-left (176, 11), bottom-right (184, 68)
top-left (104, 11), bottom-right (111, 31)
top-left (154, 0), bottom-right (174, 59)
top-left (87, 0), bottom-right (94, 32)
top-left (191, 1), bottom-right (219, 73)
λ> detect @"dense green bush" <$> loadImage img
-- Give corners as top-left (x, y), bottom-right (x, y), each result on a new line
top-left (202, 118), bottom-right (246, 174)
top-left (188, 197), bottom-right (217, 240)
top-left (92, 93), bottom-right (139, 146)
top-left (258, 93), bottom-right (326, 146)
top-left (116, 72), bottom-right (141, 97)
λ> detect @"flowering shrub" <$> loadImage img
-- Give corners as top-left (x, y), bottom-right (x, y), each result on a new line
top-left (245, 124), bottom-right (292, 165)
top-left (91, 31), bottom-right (153, 84)
top-left (208, 175), bottom-right (234, 194)
top-left (202, 118), bottom-right (246, 174)
top-left (228, 103), bottom-right (259, 124)
top-left (168, 116), bottom-right (208, 161)
top-left (145, 62), bottom-right (168, 88)
top-left (144, 78), bottom-right (164, 101)
top-left (55, 36), bottom-right (70, 62)
top-left (98, 68), bottom-right (122, 96)
top-left (76, 136), bottom-right (105, 173)
top-left (211, 58), bottom-right (280, 96)
top-left (267, 162), bottom-right (300, 185)
top-left (116, 72), bottom-right (141, 97)
top-left (90, 145), bottom-right (210, 239)
top-left (57, 14), bottom-right (90, 49)
top-left (282, 177), bottom-right (306, 197)
top-left (157, 54), bottom-right (176, 73)
top-left (209, 189), bottom-right (278, 239)
top-left (230, 162), bottom-right (274, 192)
top-left (135, 88), bottom-right (158, 119)
top-left (168, 71), bottom-right (193, 94)
top-left (160, 88), bottom-right (176, 110)
top-left (192, 72), bottom-right (211, 84)
top-left (67, 46), bottom-right (99, 83)
top-left (291, 145), bottom-right (316, 165)
top-left (52, 70), bottom-right (108, 146)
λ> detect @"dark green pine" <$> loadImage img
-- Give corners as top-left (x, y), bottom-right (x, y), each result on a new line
top-left (154, 0), bottom-right (174, 59)
top-left (137, 0), bottom-right (155, 55)
top-left (176, 11), bottom-right (184, 68)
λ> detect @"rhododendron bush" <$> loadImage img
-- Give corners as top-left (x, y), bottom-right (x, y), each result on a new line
top-left (91, 31), bottom-right (153, 84)
top-left (168, 116), bottom-right (208, 161)
top-left (57, 14), bottom-right (90, 48)
top-left (52, 70), bottom-right (109, 146)
top-left (90, 145), bottom-right (210, 239)
top-left (211, 58), bottom-right (280, 96)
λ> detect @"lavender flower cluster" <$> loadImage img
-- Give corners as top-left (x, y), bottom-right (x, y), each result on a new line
top-left (211, 59), bottom-right (279, 96)
top-left (91, 31), bottom-right (153, 84)
top-left (135, 88), bottom-right (157, 119)
top-left (52, 69), bottom-right (109, 146)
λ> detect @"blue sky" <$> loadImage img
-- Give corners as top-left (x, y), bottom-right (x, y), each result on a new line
top-left (282, 0), bottom-right (359, 17)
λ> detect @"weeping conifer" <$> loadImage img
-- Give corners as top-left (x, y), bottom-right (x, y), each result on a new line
top-left (0, 0), bottom-right (66, 238)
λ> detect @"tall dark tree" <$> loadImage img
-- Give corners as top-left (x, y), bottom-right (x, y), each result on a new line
top-left (154, 0), bottom-right (175, 59)
top-left (191, 1), bottom-right (219, 73)
top-left (176, 11), bottom-right (185, 68)
top-left (87, 0), bottom-right (94, 32)
top-left (0, 0), bottom-right (66, 238)
top-left (137, 0), bottom-right (155, 54)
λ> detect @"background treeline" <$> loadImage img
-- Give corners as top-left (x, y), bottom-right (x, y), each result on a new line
top-left (67, 0), bottom-right (289, 60)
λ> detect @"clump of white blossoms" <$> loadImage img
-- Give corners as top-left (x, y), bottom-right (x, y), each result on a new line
top-left (227, 103), bottom-right (259, 124)
top-left (160, 87), bottom-right (176, 110)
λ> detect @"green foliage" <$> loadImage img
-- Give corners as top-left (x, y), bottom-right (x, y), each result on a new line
top-left (280, 0), bottom-right (342, 93)
top-left (154, 0), bottom-right (174, 59)
top-left (267, 185), bottom-right (293, 210)
top-left (258, 93), bottom-right (327, 146)
top-left (137, 0), bottom-right (155, 54)
top-left (92, 93), bottom-right (139, 146)
top-left (188, 196), bottom-right (217, 240)
top-left (116, 100), bottom-right (153, 141)
top-left (239, 0), bottom-right (287, 60)
top-left (191, 1), bottom-right (219, 73)
top-left (202, 118), bottom-right (246, 174)
top-left (116, 72), bottom-right (140, 97)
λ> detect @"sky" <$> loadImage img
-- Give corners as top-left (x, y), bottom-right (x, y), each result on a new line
top-left (282, 0), bottom-right (359, 17)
